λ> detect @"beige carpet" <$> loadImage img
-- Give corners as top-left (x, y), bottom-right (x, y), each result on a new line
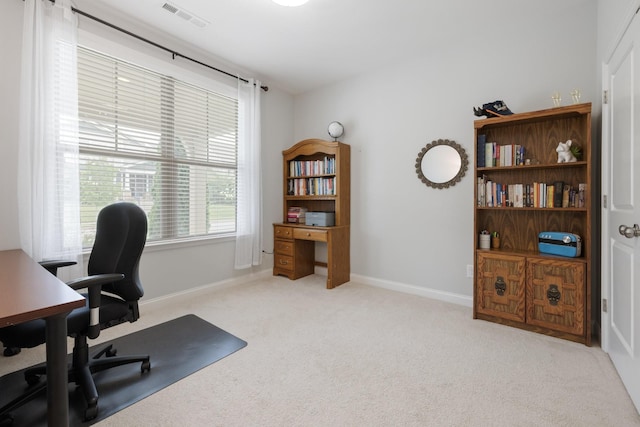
top-left (2, 274), bottom-right (639, 426)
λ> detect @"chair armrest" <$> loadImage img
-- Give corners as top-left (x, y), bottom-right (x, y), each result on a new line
top-left (67, 273), bottom-right (124, 339)
top-left (66, 273), bottom-right (125, 291)
top-left (39, 259), bottom-right (77, 276)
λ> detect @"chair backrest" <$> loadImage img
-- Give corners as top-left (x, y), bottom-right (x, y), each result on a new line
top-left (88, 202), bottom-right (147, 302)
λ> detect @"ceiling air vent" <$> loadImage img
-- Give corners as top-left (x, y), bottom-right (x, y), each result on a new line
top-left (161, 2), bottom-right (209, 28)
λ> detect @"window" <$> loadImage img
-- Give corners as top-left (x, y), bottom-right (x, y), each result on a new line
top-left (77, 46), bottom-right (238, 247)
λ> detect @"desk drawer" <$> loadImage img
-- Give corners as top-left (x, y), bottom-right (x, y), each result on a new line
top-left (274, 226), bottom-right (293, 239)
top-left (274, 254), bottom-right (294, 271)
top-left (274, 239), bottom-right (294, 256)
top-left (293, 228), bottom-right (328, 242)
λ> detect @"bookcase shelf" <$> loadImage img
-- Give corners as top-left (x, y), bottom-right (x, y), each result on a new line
top-left (285, 195), bottom-right (337, 200)
top-left (477, 207), bottom-right (587, 212)
top-left (477, 161), bottom-right (587, 172)
top-left (473, 103), bottom-right (595, 345)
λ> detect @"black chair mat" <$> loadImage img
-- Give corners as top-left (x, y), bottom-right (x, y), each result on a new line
top-left (0, 314), bottom-right (247, 426)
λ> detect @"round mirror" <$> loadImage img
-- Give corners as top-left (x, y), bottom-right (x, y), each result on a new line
top-left (415, 139), bottom-right (468, 189)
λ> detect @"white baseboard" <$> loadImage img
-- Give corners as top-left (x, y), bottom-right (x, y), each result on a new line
top-left (350, 273), bottom-right (473, 307)
top-left (141, 268), bottom-right (472, 312)
top-left (140, 269), bottom-right (272, 311)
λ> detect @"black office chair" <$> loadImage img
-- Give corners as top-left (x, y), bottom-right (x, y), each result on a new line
top-left (0, 202), bottom-right (151, 422)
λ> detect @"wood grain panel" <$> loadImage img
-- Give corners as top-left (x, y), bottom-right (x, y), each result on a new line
top-left (526, 258), bottom-right (585, 335)
top-left (476, 252), bottom-right (526, 322)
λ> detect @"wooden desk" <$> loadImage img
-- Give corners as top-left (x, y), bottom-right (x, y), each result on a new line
top-left (273, 223), bottom-right (350, 289)
top-left (0, 249), bottom-right (85, 426)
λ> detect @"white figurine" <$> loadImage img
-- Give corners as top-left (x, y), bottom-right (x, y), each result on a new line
top-left (556, 140), bottom-right (577, 163)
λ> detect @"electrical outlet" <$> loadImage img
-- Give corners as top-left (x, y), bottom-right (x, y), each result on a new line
top-left (466, 264), bottom-right (474, 278)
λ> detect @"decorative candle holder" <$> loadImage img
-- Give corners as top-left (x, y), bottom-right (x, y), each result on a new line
top-left (571, 88), bottom-right (581, 104)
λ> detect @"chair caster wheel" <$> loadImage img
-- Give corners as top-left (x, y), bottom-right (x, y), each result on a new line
top-left (141, 360), bottom-right (151, 373)
top-left (0, 414), bottom-right (14, 427)
top-left (25, 374), bottom-right (41, 386)
top-left (84, 404), bottom-right (98, 421)
top-left (3, 347), bottom-right (21, 357)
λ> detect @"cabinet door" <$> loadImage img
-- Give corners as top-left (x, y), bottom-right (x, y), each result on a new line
top-left (476, 252), bottom-right (526, 322)
top-left (526, 258), bottom-right (585, 335)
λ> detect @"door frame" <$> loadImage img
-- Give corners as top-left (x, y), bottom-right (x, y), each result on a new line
top-left (600, 62), bottom-right (611, 352)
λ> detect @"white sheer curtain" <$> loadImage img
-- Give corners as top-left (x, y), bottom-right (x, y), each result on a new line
top-left (235, 78), bottom-right (263, 269)
top-left (18, 0), bottom-right (82, 277)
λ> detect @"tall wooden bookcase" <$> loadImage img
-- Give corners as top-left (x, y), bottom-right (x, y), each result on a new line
top-left (273, 139), bottom-right (351, 289)
top-left (473, 103), bottom-right (595, 345)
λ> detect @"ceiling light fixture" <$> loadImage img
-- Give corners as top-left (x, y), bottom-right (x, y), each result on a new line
top-left (272, 0), bottom-right (310, 6)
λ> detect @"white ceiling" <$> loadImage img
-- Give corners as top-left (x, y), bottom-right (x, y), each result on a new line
top-left (72, 0), bottom-right (584, 94)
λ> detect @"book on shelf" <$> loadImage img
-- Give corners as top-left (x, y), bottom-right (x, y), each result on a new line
top-left (477, 176), bottom-right (486, 206)
top-left (477, 135), bottom-right (486, 167)
top-left (562, 185), bottom-right (570, 208)
top-left (511, 184), bottom-right (524, 207)
top-left (553, 181), bottom-right (564, 208)
top-left (546, 185), bottom-right (554, 208)
top-left (578, 183), bottom-right (586, 207)
top-left (484, 178), bottom-right (493, 207)
top-left (485, 142), bottom-right (495, 167)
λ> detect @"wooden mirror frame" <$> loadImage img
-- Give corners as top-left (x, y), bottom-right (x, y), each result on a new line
top-left (415, 139), bottom-right (468, 189)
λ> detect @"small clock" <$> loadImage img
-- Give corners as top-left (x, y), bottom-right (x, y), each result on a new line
top-left (327, 121), bottom-right (344, 141)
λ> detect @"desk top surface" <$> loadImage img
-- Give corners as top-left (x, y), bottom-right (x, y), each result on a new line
top-left (0, 249), bottom-right (85, 327)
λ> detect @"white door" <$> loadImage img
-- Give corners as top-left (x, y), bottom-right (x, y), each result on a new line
top-left (602, 8), bottom-right (640, 412)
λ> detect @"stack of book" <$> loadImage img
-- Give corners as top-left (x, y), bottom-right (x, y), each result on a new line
top-left (289, 157), bottom-right (335, 177)
top-left (287, 177), bottom-right (336, 196)
top-left (477, 176), bottom-right (586, 208)
top-left (477, 134), bottom-right (526, 167)
top-left (287, 207), bottom-right (307, 223)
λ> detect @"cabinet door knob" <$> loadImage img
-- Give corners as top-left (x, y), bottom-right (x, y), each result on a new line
top-left (546, 284), bottom-right (561, 306)
top-left (279, 259), bottom-right (288, 265)
top-left (494, 276), bottom-right (506, 296)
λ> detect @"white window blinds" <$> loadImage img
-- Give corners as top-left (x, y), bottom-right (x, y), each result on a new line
top-left (77, 46), bottom-right (238, 247)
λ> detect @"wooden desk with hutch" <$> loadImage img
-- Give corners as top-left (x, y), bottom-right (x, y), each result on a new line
top-left (273, 139), bottom-right (350, 289)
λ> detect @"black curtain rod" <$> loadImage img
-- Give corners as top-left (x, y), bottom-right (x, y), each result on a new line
top-left (70, 6), bottom-right (268, 92)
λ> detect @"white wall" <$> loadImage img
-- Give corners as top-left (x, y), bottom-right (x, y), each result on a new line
top-left (293, 1), bottom-right (598, 300)
top-left (0, 1), bottom-right (292, 300)
top-left (0, 1), bottom-right (601, 303)
top-left (0, 0), bottom-right (24, 251)
top-left (598, 0), bottom-right (639, 62)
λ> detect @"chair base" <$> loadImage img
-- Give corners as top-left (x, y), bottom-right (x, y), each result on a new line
top-left (0, 340), bottom-right (150, 422)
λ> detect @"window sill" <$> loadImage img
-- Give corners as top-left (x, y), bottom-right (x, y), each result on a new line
top-left (82, 233), bottom-right (236, 257)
